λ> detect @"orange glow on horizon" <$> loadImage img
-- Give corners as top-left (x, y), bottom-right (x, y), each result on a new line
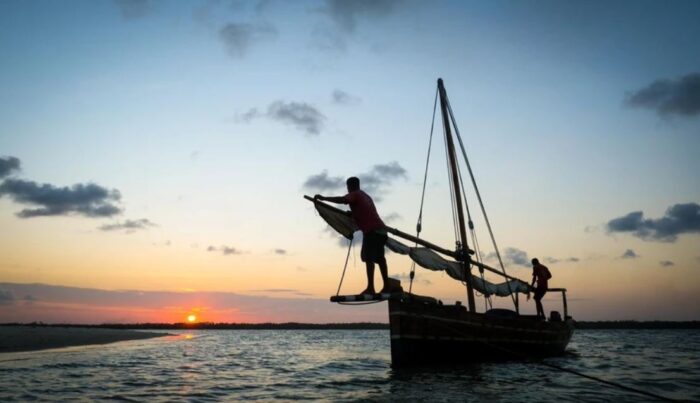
top-left (187, 314), bottom-right (197, 323)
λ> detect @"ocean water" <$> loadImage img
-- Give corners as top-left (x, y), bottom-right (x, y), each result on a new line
top-left (0, 329), bottom-right (698, 402)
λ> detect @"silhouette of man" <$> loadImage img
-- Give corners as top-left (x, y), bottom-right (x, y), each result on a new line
top-left (314, 177), bottom-right (390, 295)
top-left (530, 258), bottom-right (551, 320)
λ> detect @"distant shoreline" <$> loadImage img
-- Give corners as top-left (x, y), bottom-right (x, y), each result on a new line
top-left (3, 321), bottom-right (699, 330)
top-left (0, 326), bottom-right (169, 353)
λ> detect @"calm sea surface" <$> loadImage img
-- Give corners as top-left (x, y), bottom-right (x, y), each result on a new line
top-left (0, 329), bottom-right (698, 402)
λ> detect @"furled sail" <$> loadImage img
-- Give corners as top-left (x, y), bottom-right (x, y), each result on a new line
top-left (312, 200), bottom-right (530, 297)
top-left (315, 199), bottom-right (356, 240)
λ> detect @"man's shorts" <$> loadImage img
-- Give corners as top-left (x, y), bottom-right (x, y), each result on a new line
top-left (533, 287), bottom-right (547, 301)
top-left (361, 230), bottom-right (387, 263)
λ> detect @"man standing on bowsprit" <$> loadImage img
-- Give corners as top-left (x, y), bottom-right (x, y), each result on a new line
top-left (314, 177), bottom-right (390, 295)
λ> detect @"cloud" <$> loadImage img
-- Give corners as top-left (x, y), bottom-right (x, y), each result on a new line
top-left (302, 171), bottom-right (344, 193)
top-left (502, 247), bottom-right (530, 267)
top-left (207, 245), bottom-right (242, 256)
top-left (222, 246), bottom-right (239, 255)
top-left (219, 22), bottom-right (277, 58)
top-left (254, 0), bottom-right (274, 15)
top-left (0, 179), bottom-right (122, 218)
top-left (240, 101), bottom-right (326, 135)
top-left (0, 156), bottom-right (20, 178)
top-left (485, 247), bottom-right (578, 268)
top-left (364, 161), bottom-right (407, 183)
top-left (273, 248), bottom-right (287, 255)
top-left (332, 89), bottom-right (361, 105)
top-left (320, 226), bottom-right (361, 249)
top-left (358, 162), bottom-right (408, 196)
top-left (99, 218), bottom-right (156, 232)
top-left (543, 256), bottom-right (580, 264)
top-left (0, 290), bottom-right (15, 305)
top-left (660, 260), bottom-right (674, 267)
top-left (336, 232), bottom-right (358, 248)
top-left (239, 107), bottom-right (261, 122)
top-left (113, 0), bottom-right (154, 19)
top-left (322, 0), bottom-right (398, 33)
top-left (268, 101), bottom-right (325, 135)
top-left (303, 161), bottom-right (407, 196)
top-left (606, 203), bottom-right (700, 242)
top-left (625, 72), bottom-right (700, 117)
top-left (383, 212), bottom-right (401, 223)
top-left (312, 0), bottom-right (401, 51)
top-left (621, 249), bottom-right (639, 259)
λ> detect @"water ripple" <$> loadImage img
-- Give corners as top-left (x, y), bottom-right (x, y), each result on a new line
top-left (0, 329), bottom-right (697, 401)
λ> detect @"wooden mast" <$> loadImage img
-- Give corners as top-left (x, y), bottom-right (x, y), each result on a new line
top-left (438, 78), bottom-right (476, 313)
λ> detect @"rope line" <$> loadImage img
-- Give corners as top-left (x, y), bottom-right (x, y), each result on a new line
top-left (336, 238), bottom-right (354, 296)
top-left (486, 341), bottom-right (677, 402)
top-left (334, 237), bottom-right (382, 305)
top-left (410, 87), bottom-right (439, 294)
top-left (530, 356), bottom-right (677, 402)
top-left (430, 319), bottom-right (676, 402)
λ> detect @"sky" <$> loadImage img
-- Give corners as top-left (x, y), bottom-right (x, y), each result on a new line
top-left (1, 0), bottom-right (699, 323)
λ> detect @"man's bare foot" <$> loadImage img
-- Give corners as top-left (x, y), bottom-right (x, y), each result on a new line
top-left (360, 287), bottom-right (375, 295)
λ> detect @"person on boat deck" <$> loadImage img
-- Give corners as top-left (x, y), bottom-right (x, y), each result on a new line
top-left (530, 258), bottom-right (551, 320)
top-left (314, 177), bottom-right (391, 295)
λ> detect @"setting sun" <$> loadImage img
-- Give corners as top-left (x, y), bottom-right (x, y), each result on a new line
top-left (187, 314), bottom-right (197, 323)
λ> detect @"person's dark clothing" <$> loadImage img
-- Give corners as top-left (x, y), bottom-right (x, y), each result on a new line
top-left (533, 287), bottom-right (547, 301)
top-left (343, 190), bottom-right (385, 234)
top-left (532, 263), bottom-right (551, 290)
top-left (361, 230), bottom-right (387, 263)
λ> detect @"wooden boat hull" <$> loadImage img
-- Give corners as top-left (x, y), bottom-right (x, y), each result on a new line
top-left (389, 294), bottom-right (574, 367)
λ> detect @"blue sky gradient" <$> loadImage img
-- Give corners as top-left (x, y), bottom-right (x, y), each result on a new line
top-left (1, 0), bottom-right (699, 322)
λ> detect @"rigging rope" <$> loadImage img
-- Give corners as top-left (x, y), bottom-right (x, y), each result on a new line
top-left (409, 87), bottom-right (439, 294)
top-left (455, 157), bottom-right (489, 308)
top-left (334, 235), bottom-right (382, 305)
top-left (456, 155), bottom-right (492, 310)
top-left (336, 237), bottom-right (354, 296)
top-left (444, 94), bottom-right (517, 308)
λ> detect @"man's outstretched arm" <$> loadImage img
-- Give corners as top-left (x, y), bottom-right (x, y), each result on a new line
top-left (314, 194), bottom-right (348, 204)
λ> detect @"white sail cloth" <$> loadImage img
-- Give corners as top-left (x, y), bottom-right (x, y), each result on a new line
top-left (385, 238), bottom-right (530, 297)
top-left (313, 200), bottom-right (530, 297)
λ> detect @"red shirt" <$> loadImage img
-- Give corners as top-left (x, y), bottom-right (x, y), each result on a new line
top-left (343, 190), bottom-right (385, 234)
top-left (532, 263), bottom-right (550, 290)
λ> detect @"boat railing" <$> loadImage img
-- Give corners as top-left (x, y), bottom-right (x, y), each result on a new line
top-left (546, 288), bottom-right (569, 319)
